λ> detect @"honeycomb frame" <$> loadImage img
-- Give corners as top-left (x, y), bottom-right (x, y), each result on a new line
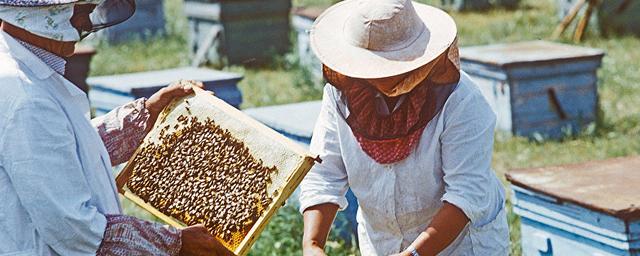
top-left (116, 87), bottom-right (317, 255)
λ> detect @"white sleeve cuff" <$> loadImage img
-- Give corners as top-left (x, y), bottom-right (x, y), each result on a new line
top-left (441, 193), bottom-right (477, 224)
top-left (299, 194), bottom-right (349, 214)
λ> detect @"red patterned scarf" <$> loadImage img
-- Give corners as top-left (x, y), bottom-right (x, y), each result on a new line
top-left (323, 43), bottom-right (461, 164)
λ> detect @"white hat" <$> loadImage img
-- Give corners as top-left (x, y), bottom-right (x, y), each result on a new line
top-left (311, 0), bottom-right (457, 79)
top-left (0, 0), bottom-right (135, 41)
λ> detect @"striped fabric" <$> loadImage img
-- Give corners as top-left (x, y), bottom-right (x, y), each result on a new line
top-left (16, 39), bottom-right (66, 75)
top-left (0, 0), bottom-right (78, 6)
top-left (92, 98), bottom-right (151, 166)
top-left (97, 215), bottom-right (182, 256)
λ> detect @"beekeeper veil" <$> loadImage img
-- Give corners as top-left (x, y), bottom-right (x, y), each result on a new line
top-left (0, 0), bottom-right (136, 41)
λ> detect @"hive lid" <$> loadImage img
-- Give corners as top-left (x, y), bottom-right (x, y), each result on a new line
top-left (243, 101), bottom-right (321, 139)
top-left (460, 40), bottom-right (605, 67)
top-left (506, 156), bottom-right (640, 221)
top-left (87, 67), bottom-right (243, 94)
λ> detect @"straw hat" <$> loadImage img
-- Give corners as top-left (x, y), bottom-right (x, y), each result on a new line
top-left (311, 0), bottom-right (457, 79)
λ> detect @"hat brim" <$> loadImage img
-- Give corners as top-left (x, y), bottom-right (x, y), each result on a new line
top-left (310, 0), bottom-right (457, 79)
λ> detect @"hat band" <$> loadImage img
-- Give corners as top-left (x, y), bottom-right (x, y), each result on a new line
top-left (323, 38), bottom-right (460, 97)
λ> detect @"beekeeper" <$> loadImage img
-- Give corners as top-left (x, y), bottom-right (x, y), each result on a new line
top-left (299, 0), bottom-right (510, 255)
top-left (0, 1), bottom-right (231, 255)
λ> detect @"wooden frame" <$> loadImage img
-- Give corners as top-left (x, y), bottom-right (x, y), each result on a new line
top-left (551, 0), bottom-right (600, 42)
top-left (116, 87), bottom-right (318, 255)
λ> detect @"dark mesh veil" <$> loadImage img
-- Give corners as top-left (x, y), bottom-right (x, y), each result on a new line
top-left (81, 0), bottom-right (136, 39)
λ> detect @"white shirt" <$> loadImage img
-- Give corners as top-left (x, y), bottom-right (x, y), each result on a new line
top-left (0, 31), bottom-right (121, 255)
top-left (299, 73), bottom-right (510, 255)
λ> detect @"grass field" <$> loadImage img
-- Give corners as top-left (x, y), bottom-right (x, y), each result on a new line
top-left (90, 0), bottom-right (640, 255)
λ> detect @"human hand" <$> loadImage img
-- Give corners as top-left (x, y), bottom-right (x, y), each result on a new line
top-left (179, 224), bottom-right (234, 256)
top-left (145, 80), bottom-right (204, 131)
top-left (302, 244), bottom-right (327, 256)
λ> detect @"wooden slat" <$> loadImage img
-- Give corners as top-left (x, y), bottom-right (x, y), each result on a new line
top-left (552, 0), bottom-right (586, 39)
top-left (573, 0), bottom-right (597, 42)
top-left (510, 72), bottom-right (597, 95)
top-left (236, 156), bottom-right (316, 255)
top-left (184, 1), bottom-right (221, 20)
top-left (512, 186), bottom-right (629, 237)
top-left (507, 157), bottom-right (640, 221)
top-left (219, 0), bottom-right (291, 20)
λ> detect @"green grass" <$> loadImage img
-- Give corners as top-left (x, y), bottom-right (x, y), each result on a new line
top-left (93, 0), bottom-right (640, 255)
top-left (89, 0), bottom-right (189, 76)
top-left (248, 205), bottom-right (360, 256)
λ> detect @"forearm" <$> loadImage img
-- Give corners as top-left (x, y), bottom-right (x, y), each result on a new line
top-left (302, 203), bottom-right (340, 250)
top-left (92, 98), bottom-right (150, 166)
top-left (93, 81), bottom-right (204, 166)
top-left (97, 215), bottom-right (182, 256)
top-left (409, 202), bottom-right (469, 256)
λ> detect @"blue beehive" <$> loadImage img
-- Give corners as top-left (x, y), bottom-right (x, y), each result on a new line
top-left (97, 0), bottom-right (165, 43)
top-left (184, 0), bottom-right (291, 65)
top-left (460, 41), bottom-right (605, 139)
top-left (507, 157), bottom-right (640, 256)
top-left (244, 101), bottom-right (359, 240)
top-left (441, 0), bottom-right (520, 11)
top-left (88, 67), bottom-right (243, 116)
top-left (244, 101), bottom-right (321, 145)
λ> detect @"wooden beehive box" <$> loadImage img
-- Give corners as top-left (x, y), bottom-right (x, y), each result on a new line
top-left (441, 0), bottom-right (519, 11)
top-left (441, 0), bottom-right (491, 11)
top-left (63, 45), bottom-right (96, 94)
top-left (184, 0), bottom-right (291, 65)
top-left (115, 88), bottom-right (317, 255)
top-left (96, 0), bottom-right (165, 43)
top-left (460, 40), bottom-right (604, 139)
top-left (507, 157), bottom-right (640, 255)
top-left (244, 101), bottom-right (322, 146)
top-left (598, 0), bottom-right (640, 37)
top-left (87, 67), bottom-right (243, 116)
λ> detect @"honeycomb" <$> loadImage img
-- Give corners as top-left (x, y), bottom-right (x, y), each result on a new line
top-left (126, 115), bottom-right (278, 248)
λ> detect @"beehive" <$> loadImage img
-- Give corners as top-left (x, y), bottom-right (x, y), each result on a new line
top-left (63, 45), bottom-right (96, 93)
top-left (440, 0), bottom-right (520, 11)
top-left (116, 87), bottom-right (317, 255)
top-left (460, 40), bottom-right (604, 139)
top-left (507, 157), bottom-right (640, 255)
top-left (96, 0), bottom-right (165, 43)
top-left (87, 67), bottom-right (243, 116)
top-left (598, 0), bottom-right (640, 37)
top-left (184, 0), bottom-right (291, 65)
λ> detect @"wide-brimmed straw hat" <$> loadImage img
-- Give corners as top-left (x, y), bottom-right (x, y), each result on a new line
top-left (311, 0), bottom-right (457, 79)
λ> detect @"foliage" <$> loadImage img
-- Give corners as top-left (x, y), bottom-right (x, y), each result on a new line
top-left (249, 205), bottom-right (359, 256)
top-left (224, 51), bottom-right (324, 109)
top-left (89, 0), bottom-right (190, 76)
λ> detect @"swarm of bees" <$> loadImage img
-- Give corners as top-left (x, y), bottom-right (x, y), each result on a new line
top-left (127, 115), bottom-right (278, 242)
